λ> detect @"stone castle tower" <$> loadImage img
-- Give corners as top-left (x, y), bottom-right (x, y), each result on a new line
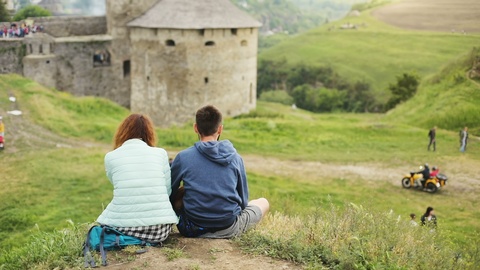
top-left (107, 0), bottom-right (260, 126)
top-left (2, 0), bottom-right (260, 127)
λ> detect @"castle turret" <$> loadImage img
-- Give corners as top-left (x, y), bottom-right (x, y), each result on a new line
top-left (127, 0), bottom-right (261, 127)
top-left (104, 0), bottom-right (159, 108)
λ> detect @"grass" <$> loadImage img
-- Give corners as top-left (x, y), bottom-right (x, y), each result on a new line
top-left (387, 47), bottom-right (480, 135)
top-left (0, 73), bottom-right (479, 268)
top-left (238, 205), bottom-right (480, 269)
top-left (258, 7), bottom-right (480, 102)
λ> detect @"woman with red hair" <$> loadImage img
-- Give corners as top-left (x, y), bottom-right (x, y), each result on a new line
top-left (96, 114), bottom-right (177, 244)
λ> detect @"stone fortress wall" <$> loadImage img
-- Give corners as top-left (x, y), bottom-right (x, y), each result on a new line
top-left (0, 0), bottom-right (259, 127)
top-left (0, 40), bottom-right (24, 74)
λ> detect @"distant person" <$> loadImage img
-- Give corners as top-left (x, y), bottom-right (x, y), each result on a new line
top-left (459, 126), bottom-right (468, 152)
top-left (430, 166), bottom-right (440, 178)
top-left (415, 163), bottom-right (430, 187)
top-left (428, 126), bottom-right (436, 151)
top-left (0, 116), bottom-right (4, 137)
top-left (0, 116), bottom-right (4, 149)
top-left (420, 206), bottom-right (437, 229)
top-left (170, 105), bottom-right (269, 238)
top-left (410, 213), bottom-right (418, 227)
top-left (96, 114), bottom-right (178, 244)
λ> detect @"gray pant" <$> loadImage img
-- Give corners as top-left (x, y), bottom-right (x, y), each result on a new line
top-left (199, 204), bottom-right (262, 239)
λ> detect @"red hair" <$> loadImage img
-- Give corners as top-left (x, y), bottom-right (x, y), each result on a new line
top-left (113, 114), bottom-right (157, 149)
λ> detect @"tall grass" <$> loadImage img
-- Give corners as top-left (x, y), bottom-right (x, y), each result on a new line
top-left (239, 205), bottom-right (480, 269)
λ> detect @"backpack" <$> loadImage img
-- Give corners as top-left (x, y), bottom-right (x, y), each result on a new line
top-left (83, 225), bottom-right (150, 267)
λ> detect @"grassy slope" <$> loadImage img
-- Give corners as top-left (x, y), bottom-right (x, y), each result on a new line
top-left (258, 8), bottom-right (480, 102)
top-left (1, 73), bottom-right (479, 269)
top-left (386, 48), bottom-right (480, 134)
top-left (1, 73), bottom-right (479, 252)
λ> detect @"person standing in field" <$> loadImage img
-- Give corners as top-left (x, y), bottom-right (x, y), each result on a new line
top-left (428, 126), bottom-right (436, 151)
top-left (0, 116), bottom-right (4, 150)
top-left (96, 113), bottom-right (178, 244)
top-left (459, 126), bottom-right (468, 152)
top-left (170, 105), bottom-right (269, 238)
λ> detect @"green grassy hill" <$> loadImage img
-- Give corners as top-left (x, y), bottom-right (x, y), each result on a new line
top-left (1, 73), bottom-right (480, 269)
top-left (258, 7), bottom-right (480, 102)
top-left (386, 48), bottom-right (480, 135)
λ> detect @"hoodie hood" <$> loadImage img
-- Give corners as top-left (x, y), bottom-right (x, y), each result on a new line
top-left (194, 140), bottom-right (237, 166)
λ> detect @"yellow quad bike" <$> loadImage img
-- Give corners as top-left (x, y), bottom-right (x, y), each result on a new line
top-left (401, 172), bottom-right (448, 193)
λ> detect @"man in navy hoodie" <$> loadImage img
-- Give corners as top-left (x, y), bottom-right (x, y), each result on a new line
top-left (170, 105), bottom-right (269, 238)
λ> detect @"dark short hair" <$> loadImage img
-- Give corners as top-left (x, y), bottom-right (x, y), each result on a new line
top-left (196, 105), bottom-right (222, 137)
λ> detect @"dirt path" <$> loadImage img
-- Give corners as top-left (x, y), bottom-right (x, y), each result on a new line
top-left (242, 154), bottom-right (480, 195)
top-left (102, 234), bottom-right (301, 270)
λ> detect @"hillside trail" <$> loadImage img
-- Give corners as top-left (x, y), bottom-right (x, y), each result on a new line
top-left (2, 106), bottom-right (480, 270)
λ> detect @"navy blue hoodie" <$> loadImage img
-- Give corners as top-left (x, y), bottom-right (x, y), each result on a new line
top-left (170, 140), bottom-right (249, 228)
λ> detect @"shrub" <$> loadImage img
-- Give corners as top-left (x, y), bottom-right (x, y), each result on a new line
top-left (385, 72), bottom-right (420, 110)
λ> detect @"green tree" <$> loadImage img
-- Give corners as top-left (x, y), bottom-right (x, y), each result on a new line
top-left (257, 58), bottom-right (290, 96)
top-left (292, 84), bottom-right (346, 112)
top-left (385, 72), bottom-right (420, 110)
top-left (0, 1), bottom-right (10, 22)
top-left (13, 5), bottom-right (51, 21)
top-left (345, 80), bottom-right (375, 112)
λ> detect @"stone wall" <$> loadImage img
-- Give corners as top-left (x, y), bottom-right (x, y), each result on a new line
top-left (50, 35), bottom-right (130, 107)
top-left (0, 39), bottom-right (25, 74)
top-left (30, 16), bottom-right (107, 37)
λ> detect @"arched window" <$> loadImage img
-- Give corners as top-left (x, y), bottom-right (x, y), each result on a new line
top-left (166, 39), bottom-right (176, 46)
top-left (241, 40), bottom-right (247, 47)
top-left (205, 41), bottom-right (215, 46)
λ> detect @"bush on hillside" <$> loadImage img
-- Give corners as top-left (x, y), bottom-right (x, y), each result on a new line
top-left (292, 84), bottom-right (346, 112)
top-left (385, 72), bottom-right (419, 110)
top-left (13, 5), bottom-right (51, 21)
top-left (257, 59), bottom-right (377, 112)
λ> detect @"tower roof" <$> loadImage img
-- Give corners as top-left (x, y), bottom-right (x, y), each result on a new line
top-left (127, 0), bottom-right (261, 29)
